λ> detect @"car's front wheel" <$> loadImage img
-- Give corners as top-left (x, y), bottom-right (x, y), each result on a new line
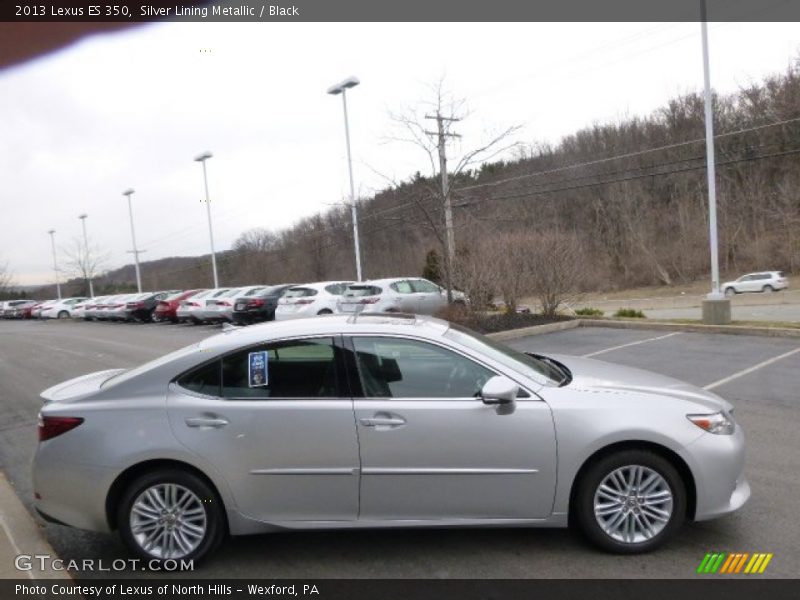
top-left (117, 469), bottom-right (225, 564)
top-left (724, 287), bottom-right (736, 297)
top-left (573, 450), bottom-right (685, 553)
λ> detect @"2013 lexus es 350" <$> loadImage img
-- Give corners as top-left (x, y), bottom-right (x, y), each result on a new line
top-left (33, 314), bottom-right (749, 563)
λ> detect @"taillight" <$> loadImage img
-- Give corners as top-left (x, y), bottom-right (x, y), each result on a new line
top-left (187, 301), bottom-right (200, 307)
top-left (247, 299), bottom-right (265, 308)
top-left (360, 297), bottom-right (379, 304)
top-left (38, 415), bottom-right (84, 441)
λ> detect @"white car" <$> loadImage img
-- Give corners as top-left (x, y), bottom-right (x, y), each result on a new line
top-left (722, 271), bottom-right (788, 296)
top-left (40, 297), bottom-right (88, 319)
top-left (275, 281), bottom-right (354, 320)
top-left (336, 278), bottom-right (464, 316)
top-left (178, 288), bottom-right (232, 324)
top-left (202, 286), bottom-right (270, 323)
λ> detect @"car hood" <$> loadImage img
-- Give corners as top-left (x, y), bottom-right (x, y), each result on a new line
top-left (548, 353), bottom-right (732, 412)
top-left (40, 369), bottom-right (126, 403)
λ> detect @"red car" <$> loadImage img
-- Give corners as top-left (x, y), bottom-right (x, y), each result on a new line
top-left (153, 289), bottom-right (205, 323)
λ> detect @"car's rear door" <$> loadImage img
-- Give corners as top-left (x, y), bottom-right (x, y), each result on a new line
top-left (348, 335), bottom-right (557, 521)
top-left (167, 335), bottom-right (360, 522)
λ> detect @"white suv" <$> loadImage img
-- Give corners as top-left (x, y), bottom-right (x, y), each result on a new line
top-left (722, 271), bottom-right (788, 296)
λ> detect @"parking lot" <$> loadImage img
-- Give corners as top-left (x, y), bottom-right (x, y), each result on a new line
top-left (0, 319), bottom-right (798, 579)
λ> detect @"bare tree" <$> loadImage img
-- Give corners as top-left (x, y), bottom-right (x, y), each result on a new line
top-left (386, 78), bottom-right (521, 301)
top-left (528, 231), bottom-right (587, 317)
top-left (62, 237), bottom-right (109, 297)
top-left (0, 260), bottom-right (14, 296)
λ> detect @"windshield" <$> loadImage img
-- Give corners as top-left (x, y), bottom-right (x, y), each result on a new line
top-left (102, 343), bottom-right (202, 389)
top-left (444, 323), bottom-right (563, 384)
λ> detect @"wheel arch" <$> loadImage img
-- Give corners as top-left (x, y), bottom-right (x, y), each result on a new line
top-left (567, 440), bottom-right (697, 522)
top-left (105, 459), bottom-right (229, 532)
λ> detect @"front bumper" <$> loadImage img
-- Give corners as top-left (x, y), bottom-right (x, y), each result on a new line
top-left (684, 423), bottom-right (750, 521)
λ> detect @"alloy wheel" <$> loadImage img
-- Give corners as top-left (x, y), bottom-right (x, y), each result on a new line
top-left (129, 483), bottom-right (207, 559)
top-left (593, 464), bottom-right (673, 544)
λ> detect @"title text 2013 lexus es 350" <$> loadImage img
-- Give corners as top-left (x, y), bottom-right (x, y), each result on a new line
top-left (33, 314), bottom-right (748, 563)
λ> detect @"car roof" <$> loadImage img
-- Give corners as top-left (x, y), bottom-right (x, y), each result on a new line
top-left (198, 313), bottom-right (450, 351)
top-left (292, 280), bottom-right (354, 289)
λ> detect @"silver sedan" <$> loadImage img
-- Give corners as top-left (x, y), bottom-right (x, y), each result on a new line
top-left (33, 314), bottom-right (748, 563)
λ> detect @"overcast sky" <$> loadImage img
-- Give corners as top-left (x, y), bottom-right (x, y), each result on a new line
top-left (1, 21), bottom-right (798, 286)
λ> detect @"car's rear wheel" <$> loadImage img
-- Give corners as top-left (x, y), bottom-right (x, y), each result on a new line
top-left (317, 309), bottom-right (333, 315)
top-left (57, 311), bottom-right (69, 319)
top-left (763, 285), bottom-right (774, 293)
top-left (117, 469), bottom-right (225, 564)
top-left (573, 450), bottom-right (685, 553)
top-left (724, 287), bottom-right (736, 297)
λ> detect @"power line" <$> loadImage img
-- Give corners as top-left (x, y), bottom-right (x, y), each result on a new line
top-left (455, 115), bottom-right (800, 193)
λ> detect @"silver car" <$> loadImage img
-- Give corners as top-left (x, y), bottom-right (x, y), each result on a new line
top-left (33, 314), bottom-right (748, 563)
top-left (336, 278), bottom-right (464, 315)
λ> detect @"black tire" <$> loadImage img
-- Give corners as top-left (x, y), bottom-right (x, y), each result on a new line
top-left (724, 287), bottom-right (736, 297)
top-left (573, 449), bottom-right (686, 554)
top-left (762, 285), bottom-right (774, 293)
top-left (317, 309), bottom-right (333, 315)
top-left (57, 311), bottom-right (69, 319)
top-left (117, 468), bottom-right (226, 565)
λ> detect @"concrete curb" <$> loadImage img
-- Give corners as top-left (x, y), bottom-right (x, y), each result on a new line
top-left (486, 319), bottom-right (580, 341)
top-left (484, 317), bottom-right (800, 341)
top-left (578, 318), bottom-right (800, 338)
top-left (0, 472), bottom-right (71, 580)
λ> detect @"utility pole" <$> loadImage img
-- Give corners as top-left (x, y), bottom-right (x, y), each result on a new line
top-left (425, 112), bottom-right (460, 303)
top-left (123, 189), bottom-right (144, 293)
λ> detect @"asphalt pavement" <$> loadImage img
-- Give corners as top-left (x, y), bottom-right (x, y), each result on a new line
top-left (0, 319), bottom-right (797, 579)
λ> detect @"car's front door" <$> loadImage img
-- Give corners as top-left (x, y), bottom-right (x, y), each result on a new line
top-left (348, 335), bottom-right (557, 521)
top-left (167, 336), bottom-right (360, 523)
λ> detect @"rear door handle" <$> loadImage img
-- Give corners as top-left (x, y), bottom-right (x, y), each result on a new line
top-left (359, 416), bottom-right (406, 428)
top-left (185, 417), bottom-right (229, 428)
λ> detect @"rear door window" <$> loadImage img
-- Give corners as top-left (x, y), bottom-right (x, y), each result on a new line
top-left (220, 338), bottom-right (341, 399)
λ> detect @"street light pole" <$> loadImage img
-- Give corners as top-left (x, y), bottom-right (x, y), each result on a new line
top-left (77, 214), bottom-right (95, 298)
top-left (123, 189), bottom-right (143, 293)
top-left (327, 76), bottom-right (363, 281)
top-left (700, 0), bottom-right (730, 324)
top-left (701, 1), bottom-right (721, 299)
top-left (194, 151), bottom-right (219, 288)
top-left (46, 229), bottom-right (61, 300)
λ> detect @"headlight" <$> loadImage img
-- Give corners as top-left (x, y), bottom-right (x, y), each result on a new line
top-left (687, 411), bottom-right (735, 435)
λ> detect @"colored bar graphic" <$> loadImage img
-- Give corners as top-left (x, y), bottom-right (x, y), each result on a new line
top-left (735, 553), bottom-right (749, 573)
top-left (719, 553), bottom-right (736, 573)
top-left (711, 553), bottom-right (726, 573)
top-left (758, 554), bottom-right (773, 573)
top-left (698, 552), bottom-right (773, 575)
top-left (697, 553), bottom-right (712, 574)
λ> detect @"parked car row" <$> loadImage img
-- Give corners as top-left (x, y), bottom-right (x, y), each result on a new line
top-left (1, 277), bottom-right (467, 326)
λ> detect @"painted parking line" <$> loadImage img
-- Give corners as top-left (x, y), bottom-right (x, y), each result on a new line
top-left (581, 332), bottom-right (683, 358)
top-left (703, 347), bottom-right (800, 390)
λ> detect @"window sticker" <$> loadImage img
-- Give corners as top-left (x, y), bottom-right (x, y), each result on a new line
top-left (248, 351), bottom-right (269, 387)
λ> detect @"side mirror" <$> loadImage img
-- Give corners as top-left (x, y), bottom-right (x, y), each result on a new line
top-left (480, 375), bottom-right (519, 406)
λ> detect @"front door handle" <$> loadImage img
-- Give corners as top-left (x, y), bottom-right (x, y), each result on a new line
top-left (185, 417), bottom-right (229, 428)
top-left (359, 415), bottom-right (406, 428)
